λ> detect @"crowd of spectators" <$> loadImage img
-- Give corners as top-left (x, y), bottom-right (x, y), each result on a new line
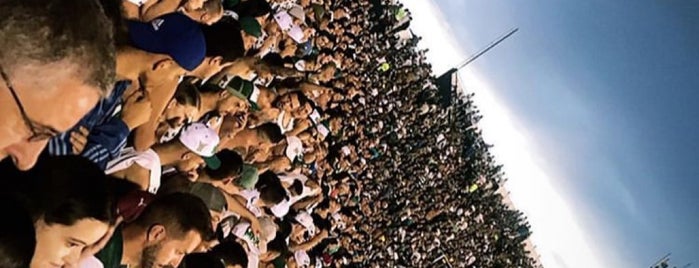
top-left (0, 0), bottom-right (540, 267)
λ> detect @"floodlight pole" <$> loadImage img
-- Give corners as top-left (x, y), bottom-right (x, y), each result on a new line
top-left (456, 28), bottom-right (519, 70)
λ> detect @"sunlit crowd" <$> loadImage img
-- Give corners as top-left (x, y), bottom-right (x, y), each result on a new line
top-left (0, 0), bottom-right (539, 267)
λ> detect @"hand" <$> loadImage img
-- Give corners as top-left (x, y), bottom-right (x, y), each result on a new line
top-left (70, 126), bottom-right (90, 155)
top-left (121, 90), bottom-right (153, 130)
top-left (250, 218), bottom-right (262, 237)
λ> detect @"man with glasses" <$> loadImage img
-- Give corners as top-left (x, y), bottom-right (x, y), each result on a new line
top-left (0, 0), bottom-right (116, 170)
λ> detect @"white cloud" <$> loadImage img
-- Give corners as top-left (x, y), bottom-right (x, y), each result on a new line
top-left (401, 1), bottom-right (615, 267)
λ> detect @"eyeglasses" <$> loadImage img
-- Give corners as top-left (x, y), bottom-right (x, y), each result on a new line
top-left (0, 65), bottom-right (60, 142)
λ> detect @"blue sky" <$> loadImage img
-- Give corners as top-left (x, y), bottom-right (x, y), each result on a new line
top-left (404, 1), bottom-right (699, 267)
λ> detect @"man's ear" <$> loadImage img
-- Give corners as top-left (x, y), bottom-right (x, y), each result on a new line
top-left (146, 224), bottom-right (167, 243)
top-left (167, 98), bottom-right (177, 109)
top-left (153, 58), bottom-right (174, 71)
top-left (219, 89), bottom-right (230, 98)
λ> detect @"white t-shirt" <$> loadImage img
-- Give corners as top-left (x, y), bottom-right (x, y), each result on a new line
top-left (79, 256), bottom-right (104, 268)
top-left (126, 0), bottom-right (147, 6)
top-left (237, 189), bottom-right (264, 217)
top-left (105, 147), bottom-right (162, 194)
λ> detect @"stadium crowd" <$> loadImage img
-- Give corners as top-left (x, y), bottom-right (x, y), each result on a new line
top-left (0, 0), bottom-right (540, 267)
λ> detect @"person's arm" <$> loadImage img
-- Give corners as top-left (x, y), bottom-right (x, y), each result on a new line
top-left (223, 193), bottom-right (262, 235)
top-left (291, 194), bottom-right (322, 211)
top-left (81, 118), bottom-right (131, 170)
top-left (133, 80), bottom-right (177, 151)
top-left (288, 119), bottom-right (311, 137)
top-left (83, 90), bottom-right (152, 169)
top-left (289, 230), bottom-right (329, 252)
top-left (119, 165), bottom-right (151, 192)
top-left (140, 0), bottom-right (180, 21)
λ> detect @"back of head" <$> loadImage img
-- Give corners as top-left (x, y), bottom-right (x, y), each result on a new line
top-left (0, 0), bottom-right (116, 93)
top-left (203, 149), bottom-right (244, 181)
top-left (0, 197), bottom-right (35, 268)
top-left (174, 81), bottom-right (202, 109)
top-left (255, 123), bottom-right (285, 144)
top-left (256, 171), bottom-right (287, 205)
top-left (202, 17), bottom-right (246, 63)
top-left (30, 156), bottom-right (116, 226)
top-left (209, 240), bottom-right (248, 267)
top-left (228, 0), bottom-right (271, 18)
top-left (132, 192), bottom-right (214, 241)
top-left (178, 252), bottom-right (224, 268)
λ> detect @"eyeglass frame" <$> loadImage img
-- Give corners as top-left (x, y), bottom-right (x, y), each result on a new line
top-left (0, 64), bottom-right (61, 142)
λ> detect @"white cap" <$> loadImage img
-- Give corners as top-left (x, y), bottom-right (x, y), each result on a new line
top-left (295, 250), bottom-right (311, 266)
top-left (270, 198), bottom-right (291, 218)
top-left (178, 123), bottom-right (220, 157)
top-left (285, 136), bottom-right (304, 162)
top-left (295, 210), bottom-right (316, 236)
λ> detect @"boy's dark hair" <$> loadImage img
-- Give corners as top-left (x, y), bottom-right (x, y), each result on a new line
top-left (255, 123), bottom-right (285, 143)
top-left (228, 0), bottom-right (271, 17)
top-left (0, 0), bottom-right (116, 94)
top-left (290, 180), bottom-right (304, 196)
top-left (209, 240), bottom-right (249, 267)
top-left (256, 171), bottom-right (287, 205)
top-left (203, 149), bottom-right (244, 181)
top-left (179, 253), bottom-right (224, 268)
top-left (174, 82), bottom-right (202, 109)
top-left (0, 197), bottom-right (35, 268)
top-left (32, 156), bottom-right (116, 226)
top-left (202, 18), bottom-right (246, 63)
top-left (132, 193), bottom-right (215, 241)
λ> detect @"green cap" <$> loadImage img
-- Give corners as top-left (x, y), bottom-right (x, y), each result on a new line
top-left (240, 16), bottom-right (262, 37)
top-left (227, 77), bottom-right (260, 111)
top-left (236, 164), bottom-right (259, 190)
top-left (189, 182), bottom-right (227, 213)
top-left (204, 155), bottom-right (221, 170)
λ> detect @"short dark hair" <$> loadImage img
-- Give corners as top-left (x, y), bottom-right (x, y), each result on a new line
top-left (174, 81), bottom-right (202, 109)
top-left (202, 18), bottom-right (246, 63)
top-left (290, 180), bottom-right (303, 196)
top-left (255, 123), bottom-right (284, 143)
top-left (132, 193), bottom-right (215, 241)
top-left (0, 197), bottom-right (35, 268)
top-left (228, 0), bottom-right (271, 18)
top-left (256, 171), bottom-right (287, 205)
top-left (31, 156), bottom-right (116, 226)
top-left (0, 0), bottom-right (116, 94)
top-left (179, 253), bottom-right (224, 268)
top-left (203, 149), bottom-right (243, 181)
top-left (209, 240), bottom-right (248, 267)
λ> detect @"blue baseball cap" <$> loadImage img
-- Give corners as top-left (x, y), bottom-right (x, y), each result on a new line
top-left (128, 13), bottom-right (206, 71)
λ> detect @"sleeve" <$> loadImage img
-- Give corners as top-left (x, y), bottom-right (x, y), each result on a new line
top-left (81, 117), bottom-right (131, 170)
top-left (47, 132), bottom-right (73, 156)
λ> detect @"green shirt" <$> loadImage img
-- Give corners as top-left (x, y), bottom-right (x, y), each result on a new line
top-left (95, 227), bottom-right (125, 268)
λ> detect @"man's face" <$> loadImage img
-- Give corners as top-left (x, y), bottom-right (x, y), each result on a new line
top-left (176, 152), bottom-right (204, 180)
top-left (242, 32), bottom-right (258, 51)
top-left (162, 101), bottom-right (199, 130)
top-left (142, 230), bottom-right (203, 268)
top-left (141, 58), bottom-right (187, 91)
top-left (292, 103), bottom-right (313, 119)
top-left (218, 94), bottom-right (249, 116)
top-left (0, 61), bottom-right (100, 170)
top-left (31, 218), bottom-right (109, 268)
top-left (219, 112), bottom-right (248, 139)
top-left (276, 93), bottom-right (300, 113)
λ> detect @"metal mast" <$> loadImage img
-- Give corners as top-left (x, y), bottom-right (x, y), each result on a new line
top-left (456, 28), bottom-right (519, 70)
